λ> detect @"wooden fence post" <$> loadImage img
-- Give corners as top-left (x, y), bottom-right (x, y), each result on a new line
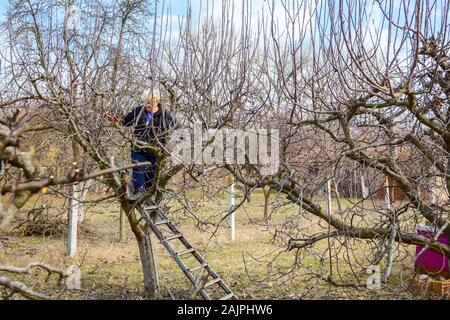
top-left (67, 184), bottom-right (80, 257)
top-left (384, 176), bottom-right (391, 210)
top-left (228, 177), bottom-right (236, 241)
top-left (110, 156), bottom-right (125, 242)
top-left (325, 178), bottom-right (333, 216)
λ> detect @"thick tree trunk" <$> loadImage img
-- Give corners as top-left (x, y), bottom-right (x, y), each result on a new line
top-left (135, 225), bottom-right (160, 297)
top-left (118, 171), bottom-right (159, 297)
top-left (122, 201), bottom-right (160, 298)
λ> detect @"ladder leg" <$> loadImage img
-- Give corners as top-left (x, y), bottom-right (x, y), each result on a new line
top-left (137, 205), bottom-right (237, 300)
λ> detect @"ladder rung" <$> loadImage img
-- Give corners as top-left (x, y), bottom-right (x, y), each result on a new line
top-left (177, 248), bottom-right (196, 257)
top-left (137, 204), bottom-right (237, 301)
top-left (204, 278), bottom-right (221, 289)
top-left (219, 293), bottom-right (235, 300)
top-left (154, 220), bottom-right (170, 226)
top-left (189, 263), bottom-right (208, 273)
top-left (144, 205), bottom-right (159, 211)
top-left (162, 234), bottom-right (183, 242)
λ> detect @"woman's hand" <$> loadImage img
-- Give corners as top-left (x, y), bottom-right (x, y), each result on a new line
top-left (106, 113), bottom-right (118, 124)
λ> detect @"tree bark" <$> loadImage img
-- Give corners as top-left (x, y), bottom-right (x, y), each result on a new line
top-left (263, 186), bottom-right (271, 220)
top-left (122, 203), bottom-right (160, 298)
top-left (136, 225), bottom-right (160, 297)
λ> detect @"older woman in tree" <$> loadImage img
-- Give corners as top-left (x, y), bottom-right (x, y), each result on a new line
top-left (110, 89), bottom-right (177, 200)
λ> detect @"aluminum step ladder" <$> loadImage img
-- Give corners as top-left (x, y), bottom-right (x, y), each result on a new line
top-left (137, 205), bottom-right (238, 300)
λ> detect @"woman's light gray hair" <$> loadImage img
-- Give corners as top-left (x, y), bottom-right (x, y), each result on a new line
top-left (141, 89), bottom-right (161, 103)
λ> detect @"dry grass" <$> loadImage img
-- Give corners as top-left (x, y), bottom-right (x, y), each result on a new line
top-left (0, 190), bottom-right (421, 300)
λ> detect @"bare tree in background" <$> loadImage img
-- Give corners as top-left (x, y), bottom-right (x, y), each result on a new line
top-left (1, 0), bottom-right (449, 299)
top-left (256, 0), bottom-right (449, 285)
top-left (157, 0), bottom-right (450, 289)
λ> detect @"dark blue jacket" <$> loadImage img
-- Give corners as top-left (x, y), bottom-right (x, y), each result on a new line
top-left (121, 105), bottom-right (176, 149)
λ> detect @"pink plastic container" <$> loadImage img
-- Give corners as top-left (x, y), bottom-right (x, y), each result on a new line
top-left (415, 225), bottom-right (450, 277)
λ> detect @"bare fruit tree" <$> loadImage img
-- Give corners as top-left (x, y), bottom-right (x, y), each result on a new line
top-left (0, 110), bottom-right (149, 299)
top-left (1, 0), bottom-right (449, 299)
top-left (1, 0), bottom-right (168, 297)
top-left (258, 0), bottom-right (449, 284)
top-left (157, 0), bottom-right (450, 288)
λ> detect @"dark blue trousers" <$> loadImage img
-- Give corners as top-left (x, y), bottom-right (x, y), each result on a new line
top-left (131, 150), bottom-right (157, 193)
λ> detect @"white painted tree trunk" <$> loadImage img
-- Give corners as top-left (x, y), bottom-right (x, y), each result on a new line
top-left (361, 175), bottom-right (369, 199)
top-left (325, 179), bottom-right (332, 216)
top-left (384, 177), bottom-right (391, 210)
top-left (66, 265), bottom-right (81, 290)
top-left (382, 176), bottom-right (395, 282)
top-left (383, 222), bottom-right (397, 283)
top-left (68, 184), bottom-right (83, 257)
top-left (77, 181), bottom-right (90, 223)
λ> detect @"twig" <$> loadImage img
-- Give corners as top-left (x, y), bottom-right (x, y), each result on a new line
top-left (0, 276), bottom-right (55, 300)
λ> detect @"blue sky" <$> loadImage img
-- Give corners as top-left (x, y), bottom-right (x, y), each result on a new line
top-left (0, 1), bottom-right (190, 22)
top-left (0, 0), bottom-right (446, 56)
top-left (0, 1), bottom-right (205, 19)
top-left (0, 1), bottom-right (7, 19)
top-left (0, 1), bottom-right (310, 27)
